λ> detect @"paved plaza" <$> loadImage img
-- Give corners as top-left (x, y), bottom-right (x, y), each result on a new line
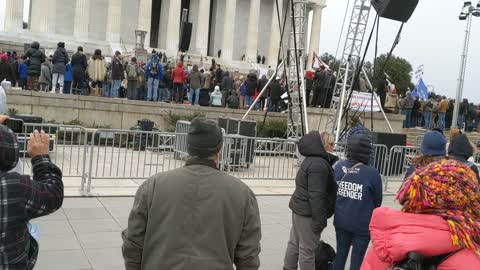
top-left (33, 195), bottom-right (401, 270)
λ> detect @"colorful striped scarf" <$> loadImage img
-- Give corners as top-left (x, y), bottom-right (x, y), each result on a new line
top-left (397, 159), bottom-right (480, 254)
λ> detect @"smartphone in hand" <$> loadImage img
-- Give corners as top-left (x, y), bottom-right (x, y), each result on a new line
top-left (4, 118), bottom-right (24, 133)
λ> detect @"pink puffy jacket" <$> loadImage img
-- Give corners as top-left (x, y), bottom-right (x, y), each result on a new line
top-left (361, 207), bottom-right (480, 270)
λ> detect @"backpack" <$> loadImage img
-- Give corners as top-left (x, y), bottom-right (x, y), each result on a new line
top-left (389, 250), bottom-right (461, 270)
top-left (315, 241), bottom-right (336, 270)
top-left (127, 64), bottom-right (137, 80)
top-left (150, 61), bottom-right (158, 76)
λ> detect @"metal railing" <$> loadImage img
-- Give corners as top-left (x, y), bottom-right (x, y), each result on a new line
top-left (19, 123), bottom-right (89, 190)
top-left (16, 123), bottom-right (427, 196)
top-left (221, 136), bottom-right (299, 180)
top-left (86, 129), bottom-right (180, 193)
top-left (384, 145), bottom-right (420, 191)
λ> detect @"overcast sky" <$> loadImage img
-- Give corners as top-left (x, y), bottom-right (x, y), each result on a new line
top-left (319, 0), bottom-right (480, 102)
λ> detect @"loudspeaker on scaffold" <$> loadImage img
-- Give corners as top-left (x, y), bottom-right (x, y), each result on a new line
top-left (371, 0), bottom-right (419, 23)
top-left (179, 22), bottom-right (192, 52)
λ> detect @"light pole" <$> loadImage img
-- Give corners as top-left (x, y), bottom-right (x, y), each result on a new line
top-left (452, 2), bottom-right (480, 129)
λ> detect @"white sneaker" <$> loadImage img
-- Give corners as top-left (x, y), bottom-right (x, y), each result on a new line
top-left (49, 90), bottom-right (55, 94)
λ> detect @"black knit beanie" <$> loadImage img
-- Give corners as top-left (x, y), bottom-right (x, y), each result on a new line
top-left (187, 118), bottom-right (223, 158)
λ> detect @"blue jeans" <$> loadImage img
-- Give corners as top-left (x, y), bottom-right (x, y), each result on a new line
top-left (402, 110), bottom-right (412, 128)
top-left (158, 87), bottom-right (169, 102)
top-left (174, 83), bottom-right (184, 103)
top-left (458, 115), bottom-right (465, 129)
top-left (245, 95), bottom-right (254, 107)
top-left (111, 80), bottom-right (121, 98)
top-left (103, 82), bottom-right (111, 97)
top-left (438, 112), bottom-right (446, 130)
top-left (63, 81), bottom-right (72, 94)
top-left (147, 78), bottom-right (159, 101)
top-left (333, 228), bottom-right (370, 270)
top-left (424, 111), bottom-right (432, 129)
top-left (189, 87), bottom-right (200, 105)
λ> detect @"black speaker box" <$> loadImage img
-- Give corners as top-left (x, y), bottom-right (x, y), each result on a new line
top-left (179, 22), bottom-right (192, 51)
top-left (371, 132), bottom-right (407, 175)
top-left (371, 132), bottom-right (406, 150)
top-left (371, 0), bottom-right (419, 23)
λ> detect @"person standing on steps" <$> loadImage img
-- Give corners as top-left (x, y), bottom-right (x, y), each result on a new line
top-left (51, 42), bottom-right (69, 93)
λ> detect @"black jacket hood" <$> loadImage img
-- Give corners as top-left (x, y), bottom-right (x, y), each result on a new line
top-left (448, 133), bottom-right (473, 160)
top-left (298, 131), bottom-right (338, 164)
top-left (31, 41), bottom-right (40, 50)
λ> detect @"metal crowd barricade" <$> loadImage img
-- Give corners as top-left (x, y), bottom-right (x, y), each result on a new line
top-left (384, 145), bottom-right (420, 191)
top-left (19, 123), bottom-right (89, 191)
top-left (222, 135), bottom-right (299, 180)
top-left (85, 129), bottom-right (181, 193)
top-left (174, 121), bottom-right (191, 160)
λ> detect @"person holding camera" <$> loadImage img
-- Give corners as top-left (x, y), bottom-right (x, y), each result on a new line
top-left (0, 115), bottom-right (64, 270)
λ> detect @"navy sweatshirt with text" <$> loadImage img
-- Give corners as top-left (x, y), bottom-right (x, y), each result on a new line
top-left (333, 160), bottom-right (383, 236)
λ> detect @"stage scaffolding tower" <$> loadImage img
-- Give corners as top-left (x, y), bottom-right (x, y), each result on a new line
top-left (287, 0), bottom-right (308, 138)
top-left (324, 0), bottom-right (372, 141)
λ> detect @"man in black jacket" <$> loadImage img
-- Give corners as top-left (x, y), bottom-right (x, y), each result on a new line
top-left (71, 46), bottom-right (88, 92)
top-left (111, 51), bottom-right (124, 98)
top-left (284, 131), bottom-right (338, 270)
top-left (268, 78), bottom-right (282, 112)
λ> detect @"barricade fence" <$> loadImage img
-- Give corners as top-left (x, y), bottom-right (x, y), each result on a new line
top-left (15, 123), bottom-right (427, 195)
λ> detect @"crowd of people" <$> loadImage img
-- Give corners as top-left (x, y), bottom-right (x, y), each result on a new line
top-left (397, 93), bottom-right (480, 131)
top-left (1, 110), bottom-right (478, 270)
top-left (0, 41), bottom-right (290, 113)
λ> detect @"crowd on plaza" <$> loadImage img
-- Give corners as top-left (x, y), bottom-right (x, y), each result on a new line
top-left (0, 106), bottom-right (479, 269)
top-left (0, 41), bottom-right (289, 112)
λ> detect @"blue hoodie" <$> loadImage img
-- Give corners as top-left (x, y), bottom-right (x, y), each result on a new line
top-left (17, 63), bottom-right (28, 79)
top-left (333, 160), bottom-right (383, 236)
top-left (64, 63), bottom-right (72, 82)
top-left (146, 56), bottom-right (164, 81)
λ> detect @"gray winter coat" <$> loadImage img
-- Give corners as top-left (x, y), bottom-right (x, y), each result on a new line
top-left (122, 159), bottom-right (261, 270)
top-left (52, 47), bottom-right (70, 74)
top-left (38, 63), bottom-right (52, 84)
top-left (188, 71), bottom-right (202, 89)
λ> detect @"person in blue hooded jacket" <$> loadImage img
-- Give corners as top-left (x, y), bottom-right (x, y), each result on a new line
top-left (145, 55), bottom-right (164, 101)
top-left (332, 132), bottom-right (383, 270)
top-left (63, 63), bottom-right (72, 94)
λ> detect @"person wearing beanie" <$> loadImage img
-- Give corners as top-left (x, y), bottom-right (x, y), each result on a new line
top-left (0, 117), bottom-right (64, 270)
top-left (71, 46), bottom-right (88, 92)
top-left (332, 133), bottom-right (383, 270)
top-left (51, 41), bottom-right (69, 93)
top-left (404, 130), bottom-right (447, 179)
top-left (361, 160), bottom-right (480, 269)
top-left (284, 131), bottom-right (338, 270)
top-left (448, 133), bottom-right (479, 182)
top-left (122, 117), bottom-right (261, 270)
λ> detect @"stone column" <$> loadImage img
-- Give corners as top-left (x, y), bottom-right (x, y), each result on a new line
top-left (245, 0), bottom-right (261, 62)
top-left (165, 0), bottom-right (182, 54)
top-left (268, 0), bottom-right (284, 67)
top-left (138, 0), bottom-right (153, 48)
top-left (4, 0), bottom-right (24, 32)
top-left (221, 0), bottom-right (237, 61)
top-left (307, 2), bottom-right (326, 69)
top-left (106, 0), bottom-right (122, 43)
top-left (30, 0), bottom-right (57, 34)
top-left (73, 0), bottom-right (90, 41)
top-left (195, 0), bottom-right (211, 56)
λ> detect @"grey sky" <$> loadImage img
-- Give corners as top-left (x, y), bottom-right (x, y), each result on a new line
top-left (320, 0), bottom-right (480, 102)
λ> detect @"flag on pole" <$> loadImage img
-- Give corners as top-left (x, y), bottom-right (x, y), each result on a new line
top-left (312, 52), bottom-right (330, 70)
top-left (412, 78), bottom-right (429, 100)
